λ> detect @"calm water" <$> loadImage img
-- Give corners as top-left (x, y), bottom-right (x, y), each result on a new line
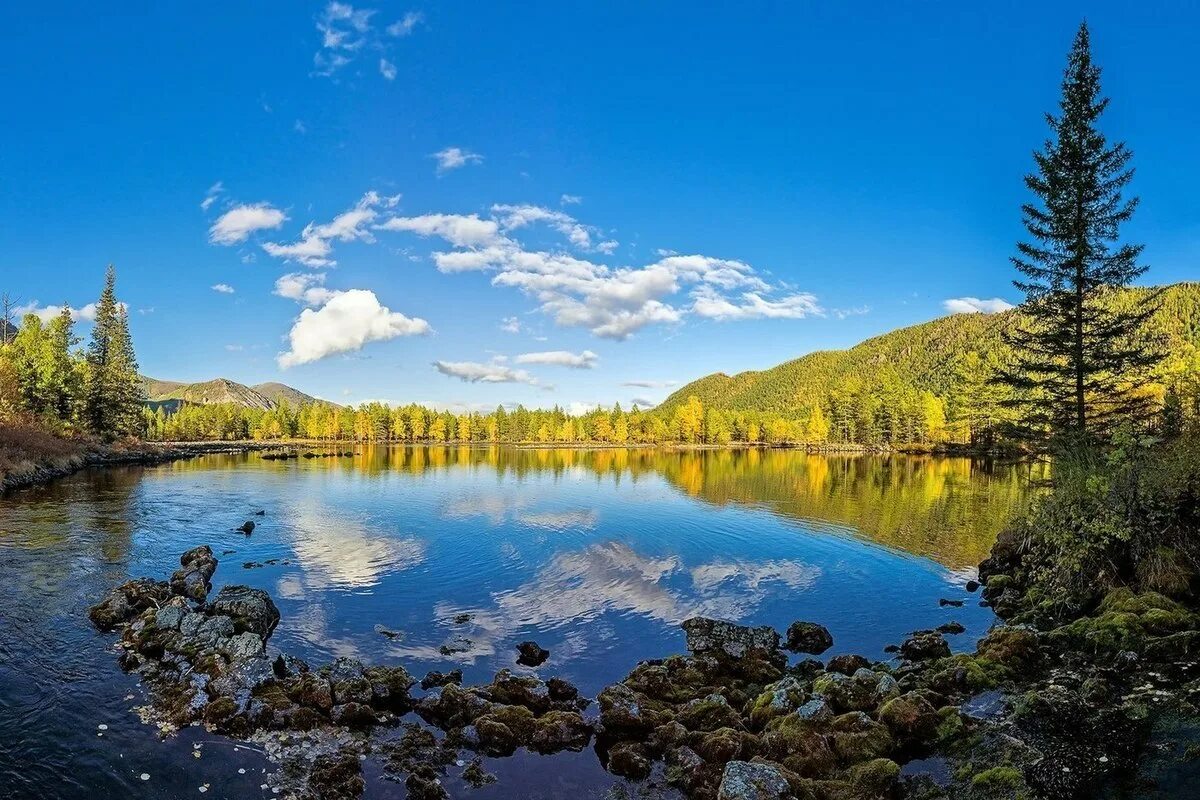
top-left (0, 447), bottom-right (1041, 799)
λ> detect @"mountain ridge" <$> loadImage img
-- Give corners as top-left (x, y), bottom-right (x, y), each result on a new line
top-left (659, 282), bottom-right (1200, 417)
top-left (141, 376), bottom-right (334, 410)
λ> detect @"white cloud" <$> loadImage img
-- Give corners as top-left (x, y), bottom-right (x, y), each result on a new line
top-left (278, 289), bottom-right (431, 368)
top-left (432, 147), bottom-right (483, 174)
top-left (225, 344), bottom-right (244, 352)
top-left (433, 360), bottom-right (539, 385)
top-left (560, 194), bottom-right (582, 205)
top-left (14, 301), bottom-right (101, 324)
top-left (491, 203), bottom-right (613, 252)
top-left (200, 181), bottom-right (224, 212)
top-left (622, 379), bottom-right (678, 388)
top-left (274, 272), bottom-right (339, 307)
top-left (691, 286), bottom-right (822, 320)
top-left (313, 3), bottom-right (420, 78)
top-left (263, 192), bottom-right (397, 267)
top-left (386, 11), bottom-right (422, 36)
top-left (943, 297), bottom-right (1015, 314)
top-left (514, 350), bottom-right (599, 369)
top-left (500, 316), bottom-right (522, 334)
top-left (377, 213), bottom-right (501, 249)
top-left (209, 203), bottom-right (287, 245)
top-left (211, 283), bottom-right (235, 294)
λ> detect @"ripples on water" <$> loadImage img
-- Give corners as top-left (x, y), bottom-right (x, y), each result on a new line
top-left (0, 447), bottom-right (1043, 799)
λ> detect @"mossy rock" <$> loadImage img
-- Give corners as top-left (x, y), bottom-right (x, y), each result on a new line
top-left (759, 716), bottom-right (838, 778)
top-left (828, 712), bottom-right (894, 766)
top-left (878, 693), bottom-right (939, 745)
top-left (846, 757), bottom-right (900, 794)
top-left (976, 628), bottom-right (1039, 669)
top-left (970, 765), bottom-right (1029, 798)
top-left (679, 693), bottom-right (743, 732)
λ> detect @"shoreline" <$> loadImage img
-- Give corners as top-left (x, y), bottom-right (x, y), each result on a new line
top-left (0, 440), bottom-right (267, 496)
top-left (2, 435), bottom-right (1025, 495)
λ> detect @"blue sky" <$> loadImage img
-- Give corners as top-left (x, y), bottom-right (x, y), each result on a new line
top-left (4, 2), bottom-right (1198, 411)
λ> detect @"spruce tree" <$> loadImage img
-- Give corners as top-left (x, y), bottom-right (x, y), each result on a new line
top-left (85, 265), bottom-right (143, 438)
top-left (999, 22), bottom-right (1158, 443)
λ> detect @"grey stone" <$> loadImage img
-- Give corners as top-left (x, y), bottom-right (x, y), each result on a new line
top-left (717, 761), bottom-right (790, 800)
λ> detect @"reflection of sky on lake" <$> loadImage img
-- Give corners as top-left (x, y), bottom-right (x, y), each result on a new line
top-left (0, 447), bottom-right (1039, 800)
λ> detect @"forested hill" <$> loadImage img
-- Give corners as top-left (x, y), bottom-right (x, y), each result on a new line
top-left (141, 377), bottom-right (331, 410)
top-left (659, 282), bottom-right (1200, 418)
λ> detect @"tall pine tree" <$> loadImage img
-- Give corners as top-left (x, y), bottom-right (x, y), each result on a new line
top-left (1000, 22), bottom-right (1158, 444)
top-left (85, 265), bottom-right (143, 438)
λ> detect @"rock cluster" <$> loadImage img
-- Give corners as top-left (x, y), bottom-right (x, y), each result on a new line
top-left (89, 544), bottom-right (1200, 800)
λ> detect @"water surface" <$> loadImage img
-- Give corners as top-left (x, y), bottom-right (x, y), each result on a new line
top-left (0, 447), bottom-right (1041, 799)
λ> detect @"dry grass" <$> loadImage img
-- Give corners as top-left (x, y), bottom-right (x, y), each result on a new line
top-left (0, 421), bottom-right (95, 486)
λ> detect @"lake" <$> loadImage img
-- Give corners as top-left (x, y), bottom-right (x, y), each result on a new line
top-left (0, 447), bottom-right (1042, 799)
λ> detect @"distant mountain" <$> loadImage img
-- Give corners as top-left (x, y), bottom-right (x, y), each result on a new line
top-left (142, 377), bottom-right (333, 410)
top-left (659, 282), bottom-right (1200, 417)
top-left (252, 382), bottom-right (328, 409)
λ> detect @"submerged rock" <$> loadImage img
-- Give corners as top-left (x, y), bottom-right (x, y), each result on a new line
top-left (516, 640), bottom-right (550, 667)
top-left (420, 669), bottom-right (463, 690)
top-left (237, 521), bottom-right (255, 534)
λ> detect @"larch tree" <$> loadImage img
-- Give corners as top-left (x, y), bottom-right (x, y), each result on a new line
top-left (999, 22), bottom-right (1159, 444)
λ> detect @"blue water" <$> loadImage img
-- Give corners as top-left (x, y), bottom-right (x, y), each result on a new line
top-left (0, 448), bottom-right (1031, 799)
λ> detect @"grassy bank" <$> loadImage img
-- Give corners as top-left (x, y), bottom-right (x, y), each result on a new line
top-left (0, 423), bottom-right (259, 494)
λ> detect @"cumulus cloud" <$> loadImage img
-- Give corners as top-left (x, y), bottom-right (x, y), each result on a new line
top-left (376, 213), bottom-right (500, 248)
top-left (514, 349), bottom-right (599, 369)
top-left (278, 289), bottom-right (430, 368)
top-left (432, 147), bottom-right (483, 174)
top-left (691, 286), bottom-right (822, 321)
top-left (433, 360), bottom-right (540, 385)
top-left (274, 272), bottom-right (339, 307)
top-left (943, 297), bottom-right (1015, 314)
top-left (263, 192), bottom-right (397, 267)
top-left (209, 203), bottom-right (287, 245)
top-left (14, 301), bottom-right (101, 324)
top-left (211, 283), bottom-right (235, 294)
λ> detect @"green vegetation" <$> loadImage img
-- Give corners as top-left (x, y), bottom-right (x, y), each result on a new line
top-left (657, 282), bottom-right (1200, 447)
top-left (0, 266), bottom-right (143, 440)
top-left (998, 22), bottom-right (1158, 443)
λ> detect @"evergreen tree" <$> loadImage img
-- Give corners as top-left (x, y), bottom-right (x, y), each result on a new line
top-left (999, 23), bottom-right (1158, 443)
top-left (84, 266), bottom-right (143, 438)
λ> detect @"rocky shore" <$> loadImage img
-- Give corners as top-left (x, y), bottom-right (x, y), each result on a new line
top-left (88, 541), bottom-right (1200, 800)
top-left (0, 441), bottom-right (266, 495)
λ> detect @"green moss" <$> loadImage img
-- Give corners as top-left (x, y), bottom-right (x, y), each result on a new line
top-left (971, 765), bottom-right (1027, 797)
top-left (846, 758), bottom-right (900, 793)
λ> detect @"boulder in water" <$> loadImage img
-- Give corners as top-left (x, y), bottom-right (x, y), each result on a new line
top-left (516, 641), bottom-right (550, 667)
top-left (784, 620), bottom-right (834, 654)
top-left (169, 545), bottom-right (218, 602)
top-left (209, 585), bottom-right (280, 638)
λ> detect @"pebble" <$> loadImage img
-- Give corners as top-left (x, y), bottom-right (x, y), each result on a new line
top-left (199, 787), bottom-right (208, 793)
top-left (140, 773), bottom-right (150, 781)
top-left (238, 768), bottom-right (246, 774)
top-left (97, 724), bottom-right (109, 731)
top-left (1099, 756), bottom-right (1109, 763)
